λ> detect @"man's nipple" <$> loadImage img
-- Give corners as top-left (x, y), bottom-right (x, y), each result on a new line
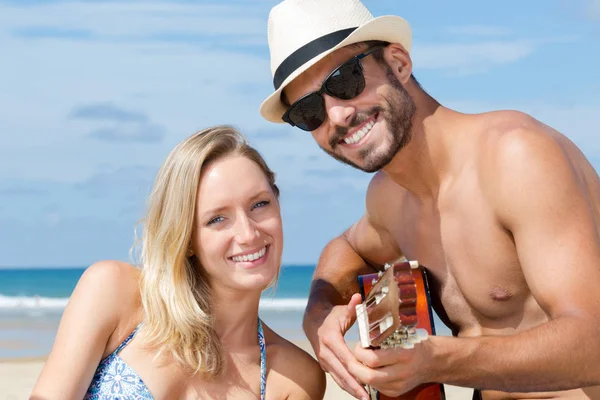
top-left (489, 285), bottom-right (513, 302)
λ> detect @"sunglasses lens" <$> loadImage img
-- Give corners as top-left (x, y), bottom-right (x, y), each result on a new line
top-left (325, 60), bottom-right (365, 100)
top-left (287, 93), bottom-right (325, 131)
top-left (283, 56), bottom-right (368, 131)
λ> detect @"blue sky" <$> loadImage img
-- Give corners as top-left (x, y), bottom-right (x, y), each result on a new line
top-left (1, 0), bottom-right (599, 267)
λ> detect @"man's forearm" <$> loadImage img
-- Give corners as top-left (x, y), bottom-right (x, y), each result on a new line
top-left (431, 315), bottom-right (600, 391)
top-left (303, 235), bottom-right (375, 335)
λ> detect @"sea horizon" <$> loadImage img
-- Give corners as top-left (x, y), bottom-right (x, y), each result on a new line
top-left (0, 265), bottom-right (318, 359)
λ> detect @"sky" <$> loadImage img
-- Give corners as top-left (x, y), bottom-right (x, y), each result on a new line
top-left (0, 0), bottom-right (599, 267)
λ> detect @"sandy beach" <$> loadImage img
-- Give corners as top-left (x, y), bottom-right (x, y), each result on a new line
top-left (0, 357), bottom-right (46, 400)
top-left (0, 342), bottom-right (473, 399)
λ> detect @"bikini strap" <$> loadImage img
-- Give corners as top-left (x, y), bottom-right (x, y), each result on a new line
top-left (258, 319), bottom-right (267, 400)
top-left (114, 323), bottom-right (142, 355)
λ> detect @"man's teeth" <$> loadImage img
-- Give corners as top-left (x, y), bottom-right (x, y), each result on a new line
top-left (232, 246), bottom-right (267, 262)
top-left (344, 120), bottom-right (375, 145)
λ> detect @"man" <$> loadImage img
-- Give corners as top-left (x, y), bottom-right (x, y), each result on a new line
top-left (259, 0), bottom-right (600, 399)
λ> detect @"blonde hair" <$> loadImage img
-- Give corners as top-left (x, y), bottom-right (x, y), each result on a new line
top-left (136, 125), bottom-right (279, 377)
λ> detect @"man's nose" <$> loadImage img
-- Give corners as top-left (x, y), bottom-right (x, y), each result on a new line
top-left (323, 94), bottom-right (355, 127)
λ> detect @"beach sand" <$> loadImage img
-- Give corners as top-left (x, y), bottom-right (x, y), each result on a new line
top-left (0, 342), bottom-right (473, 399)
top-left (0, 357), bottom-right (46, 400)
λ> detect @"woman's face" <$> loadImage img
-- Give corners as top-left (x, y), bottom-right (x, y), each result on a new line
top-left (192, 154), bottom-right (283, 293)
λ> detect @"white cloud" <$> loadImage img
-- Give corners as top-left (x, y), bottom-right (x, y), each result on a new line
top-left (2, 2), bottom-right (267, 38)
top-left (413, 36), bottom-right (578, 72)
top-left (0, 1), bottom-right (582, 185)
top-left (0, 1), bottom-right (277, 183)
top-left (445, 25), bottom-right (513, 37)
top-left (557, 0), bottom-right (600, 22)
top-left (69, 102), bottom-right (166, 142)
top-left (43, 212), bottom-right (61, 228)
top-left (589, 0), bottom-right (600, 20)
top-left (414, 40), bottom-right (534, 70)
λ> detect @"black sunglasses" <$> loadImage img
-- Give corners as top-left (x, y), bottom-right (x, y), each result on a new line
top-left (282, 44), bottom-right (387, 132)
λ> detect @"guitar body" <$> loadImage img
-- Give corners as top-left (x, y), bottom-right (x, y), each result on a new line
top-left (357, 261), bottom-right (445, 400)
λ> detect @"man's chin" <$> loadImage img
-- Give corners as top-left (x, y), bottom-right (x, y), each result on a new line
top-left (357, 152), bottom-right (398, 173)
top-left (325, 146), bottom-right (389, 172)
top-left (337, 157), bottom-right (379, 173)
top-left (329, 153), bottom-right (363, 170)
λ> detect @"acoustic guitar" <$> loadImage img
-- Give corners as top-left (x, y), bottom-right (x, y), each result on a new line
top-left (355, 260), bottom-right (445, 400)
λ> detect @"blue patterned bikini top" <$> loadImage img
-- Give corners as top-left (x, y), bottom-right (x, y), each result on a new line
top-left (84, 319), bottom-right (267, 400)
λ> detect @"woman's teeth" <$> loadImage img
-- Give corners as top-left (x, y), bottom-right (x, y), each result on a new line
top-left (231, 246), bottom-right (267, 262)
top-left (344, 120), bottom-right (375, 145)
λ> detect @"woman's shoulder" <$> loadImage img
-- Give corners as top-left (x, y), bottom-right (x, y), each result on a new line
top-left (29, 261), bottom-right (143, 397)
top-left (82, 259), bottom-right (141, 284)
top-left (80, 260), bottom-right (141, 299)
top-left (75, 261), bottom-right (144, 351)
top-left (263, 324), bottom-right (326, 400)
top-left (76, 260), bottom-right (143, 323)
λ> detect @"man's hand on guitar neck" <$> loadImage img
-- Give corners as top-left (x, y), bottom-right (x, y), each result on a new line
top-left (303, 293), bottom-right (370, 400)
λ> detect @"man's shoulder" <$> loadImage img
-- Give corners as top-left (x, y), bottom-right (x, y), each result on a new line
top-left (366, 171), bottom-right (408, 216)
top-left (474, 110), bottom-right (581, 200)
top-left (367, 170), bottom-right (407, 196)
top-left (470, 110), bottom-right (567, 166)
top-left (475, 109), bottom-right (542, 135)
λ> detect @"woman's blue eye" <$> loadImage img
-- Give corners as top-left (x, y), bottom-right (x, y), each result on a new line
top-left (253, 200), bottom-right (270, 210)
top-left (207, 216), bottom-right (224, 226)
top-left (207, 201), bottom-right (269, 225)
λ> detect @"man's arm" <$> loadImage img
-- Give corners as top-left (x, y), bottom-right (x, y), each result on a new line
top-left (303, 172), bottom-right (404, 399)
top-left (351, 123), bottom-right (600, 395)
top-left (306, 171), bottom-right (406, 313)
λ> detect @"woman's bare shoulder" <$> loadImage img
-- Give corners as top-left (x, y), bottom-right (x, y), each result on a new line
top-left (83, 260), bottom-right (141, 285)
top-left (263, 324), bottom-right (326, 400)
top-left (81, 260), bottom-right (141, 303)
top-left (77, 260), bottom-right (143, 330)
top-left (30, 261), bottom-right (143, 398)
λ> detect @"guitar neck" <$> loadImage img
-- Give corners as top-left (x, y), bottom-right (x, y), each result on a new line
top-left (356, 261), bottom-right (446, 400)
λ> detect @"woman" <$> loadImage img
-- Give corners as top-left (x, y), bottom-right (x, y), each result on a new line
top-left (31, 126), bottom-right (326, 399)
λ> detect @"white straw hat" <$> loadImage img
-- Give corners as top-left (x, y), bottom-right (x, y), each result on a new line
top-left (259, 0), bottom-right (412, 123)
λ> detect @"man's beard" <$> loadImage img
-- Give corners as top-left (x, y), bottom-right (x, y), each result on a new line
top-left (322, 67), bottom-right (416, 173)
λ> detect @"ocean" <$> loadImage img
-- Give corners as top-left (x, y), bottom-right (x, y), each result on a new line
top-left (0, 265), bottom-right (449, 359)
top-left (0, 265), bottom-right (314, 309)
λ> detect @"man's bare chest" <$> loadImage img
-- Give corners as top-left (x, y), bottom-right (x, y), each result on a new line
top-left (383, 200), bottom-right (541, 334)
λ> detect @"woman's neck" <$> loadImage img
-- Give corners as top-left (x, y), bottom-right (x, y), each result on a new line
top-left (210, 287), bottom-right (262, 349)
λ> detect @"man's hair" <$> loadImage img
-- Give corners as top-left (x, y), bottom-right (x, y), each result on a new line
top-left (134, 125), bottom-right (279, 376)
top-left (349, 40), bottom-right (423, 90)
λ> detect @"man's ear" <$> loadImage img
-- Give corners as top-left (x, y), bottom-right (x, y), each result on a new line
top-left (383, 43), bottom-right (413, 84)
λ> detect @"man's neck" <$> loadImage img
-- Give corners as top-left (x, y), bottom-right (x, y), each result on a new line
top-left (383, 92), bottom-right (458, 201)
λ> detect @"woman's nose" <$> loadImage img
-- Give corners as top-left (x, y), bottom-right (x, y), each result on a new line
top-left (234, 214), bottom-right (259, 244)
